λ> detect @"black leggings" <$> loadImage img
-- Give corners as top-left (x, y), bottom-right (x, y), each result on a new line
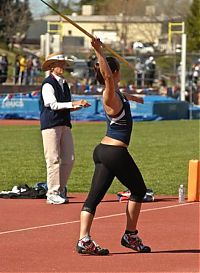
top-left (82, 143), bottom-right (147, 215)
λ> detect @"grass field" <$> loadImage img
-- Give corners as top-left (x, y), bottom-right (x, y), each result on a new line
top-left (0, 120), bottom-right (199, 195)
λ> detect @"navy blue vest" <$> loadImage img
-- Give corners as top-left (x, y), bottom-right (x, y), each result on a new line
top-left (40, 74), bottom-right (72, 130)
top-left (105, 91), bottom-right (133, 145)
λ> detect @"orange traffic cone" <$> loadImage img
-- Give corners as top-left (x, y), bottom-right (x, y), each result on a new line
top-left (187, 160), bottom-right (200, 202)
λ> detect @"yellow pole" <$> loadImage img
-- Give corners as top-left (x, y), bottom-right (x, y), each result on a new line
top-left (168, 22), bottom-right (172, 45)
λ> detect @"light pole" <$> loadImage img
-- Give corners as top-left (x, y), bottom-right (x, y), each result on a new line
top-left (121, 0), bottom-right (129, 56)
top-left (180, 33), bottom-right (187, 101)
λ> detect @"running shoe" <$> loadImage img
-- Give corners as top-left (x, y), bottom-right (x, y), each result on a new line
top-left (46, 194), bottom-right (66, 204)
top-left (76, 236), bottom-right (109, 255)
top-left (121, 230), bottom-right (151, 253)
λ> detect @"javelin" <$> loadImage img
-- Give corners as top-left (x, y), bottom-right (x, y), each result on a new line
top-left (40, 0), bottom-right (134, 71)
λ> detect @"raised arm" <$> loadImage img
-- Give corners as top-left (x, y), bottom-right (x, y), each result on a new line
top-left (91, 38), bottom-right (121, 115)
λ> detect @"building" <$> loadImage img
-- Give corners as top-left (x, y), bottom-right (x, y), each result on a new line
top-left (24, 5), bottom-right (183, 56)
top-left (42, 9), bottom-right (165, 55)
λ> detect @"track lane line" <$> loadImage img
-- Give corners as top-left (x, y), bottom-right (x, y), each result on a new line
top-left (0, 202), bottom-right (198, 236)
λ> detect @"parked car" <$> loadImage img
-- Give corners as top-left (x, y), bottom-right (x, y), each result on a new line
top-left (133, 42), bottom-right (154, 54)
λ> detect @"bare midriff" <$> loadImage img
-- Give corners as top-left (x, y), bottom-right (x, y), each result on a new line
top-left (101, 136), bottom-right (128, 147)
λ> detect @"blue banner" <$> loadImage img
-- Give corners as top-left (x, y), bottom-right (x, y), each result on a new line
top-left (0, 93), bottom-right (190, 121)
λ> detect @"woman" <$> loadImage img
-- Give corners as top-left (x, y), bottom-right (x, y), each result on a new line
top-left (76, 38), bottom-right (151, 255)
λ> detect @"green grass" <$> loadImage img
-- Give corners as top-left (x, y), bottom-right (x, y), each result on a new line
top-left (0, 120), bottom-right (199, 195)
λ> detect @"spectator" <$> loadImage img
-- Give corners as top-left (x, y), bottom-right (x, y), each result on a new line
top-left (87, 54), bottom-right (97, 85)
top-left (177, 62), bottom-right (182, 84)
top-left (192, 63), bottom-right (199, 85)
top-left (25, 55), bottom-right (33, 85)
top-left (0, 53), bottom-right (8, 84)
top-left (135, 58), bottom-right (144, 88)
top-left (145, 56), bottom-right (156, 87)
top-left (31, 56), bottom-right (40, 84)
top-left (13, 54), bottom-right (20, 84)
top-left (19, 54), bottom-right (27, 85)
top-left (158, 76), bottom-right (168, 96)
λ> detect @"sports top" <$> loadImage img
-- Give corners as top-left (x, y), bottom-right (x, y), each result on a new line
top-left (105, 91), bottom-right (133, 145)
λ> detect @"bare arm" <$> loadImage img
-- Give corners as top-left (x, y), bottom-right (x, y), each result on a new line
top-left (122, 92), bottom-right (144, 104)
top-left (91, 38), bottom-right (121, 115)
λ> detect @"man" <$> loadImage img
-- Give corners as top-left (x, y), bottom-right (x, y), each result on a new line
top-left (40, 52), bottom-right (90, 205)
top-left (145, 56), bottom-right (156, 87)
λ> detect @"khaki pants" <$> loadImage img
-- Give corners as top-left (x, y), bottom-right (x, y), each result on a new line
top-left (42, 126), bottom-right (75, 196)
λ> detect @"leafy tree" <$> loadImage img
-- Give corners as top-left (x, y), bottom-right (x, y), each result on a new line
top-left (47, 0), bottom-right (107, 15)
top-left (144, 0), bottom-right (189, 17)
top-left (0, 0), bottom-right (32, 44)
top-left (47, 0), bottom-right (77, 15)
top-left (73, 0), bottom-right (106, 15)
top-left (186, 0), bottom-right (200, 52)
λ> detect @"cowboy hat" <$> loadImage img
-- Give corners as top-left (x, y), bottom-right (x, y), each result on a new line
top-left (42, 52), bottom-right (73, 71)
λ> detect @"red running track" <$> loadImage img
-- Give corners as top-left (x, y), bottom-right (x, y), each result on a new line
top-left (0, 194), bottom-right (199, 273)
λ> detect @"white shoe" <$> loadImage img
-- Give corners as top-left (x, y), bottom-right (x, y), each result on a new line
top-left (46, 194), bottom-right (66, 204)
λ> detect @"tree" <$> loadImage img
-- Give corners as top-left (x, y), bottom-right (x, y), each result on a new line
top-left (73, 0), bottom-right (106, 15)
top-left (186, 0), bottom-right (200, 52)
top-left (94, 0), bottom-right (149, 52)
top-left (47, 0), bottom-right (75, 15)
top-left (148, 0), bottom-right (190, 18)
top-left (0, 0), bottom-right (32, 44)
top-left (95, 0), bottom-right (146, 16)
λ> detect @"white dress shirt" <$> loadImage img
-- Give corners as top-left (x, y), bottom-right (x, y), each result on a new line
top-left (42, 73), bottom-right (72, 110)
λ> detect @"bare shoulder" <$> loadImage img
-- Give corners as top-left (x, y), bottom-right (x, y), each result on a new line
top-left (103, 90), bottom-right (123, 116)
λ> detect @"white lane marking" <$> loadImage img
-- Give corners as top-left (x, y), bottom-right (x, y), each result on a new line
top-left (0, 202), bottom-right (197, 235)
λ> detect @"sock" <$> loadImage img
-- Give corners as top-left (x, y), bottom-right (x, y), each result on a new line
top-left (79, 235), bottom-right (91, 242)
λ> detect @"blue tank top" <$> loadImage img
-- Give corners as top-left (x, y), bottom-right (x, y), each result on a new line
top-left (105, 91), bottom-right (133, 145)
